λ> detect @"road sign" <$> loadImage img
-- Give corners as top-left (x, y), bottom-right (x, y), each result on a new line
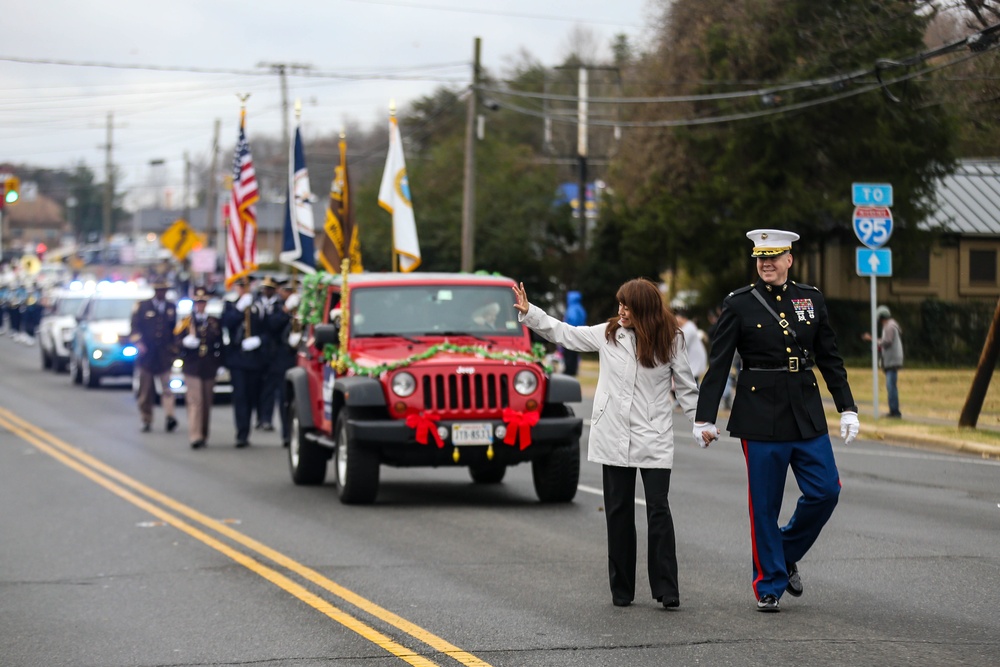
top-left (852, 182), bottom-right (893, 207)
top-left (856, 247), bottom-right (892, 277)
top-left (160, 219), bottom-right (204, 261)
top-left (853, 206), bottom-right (893, 248)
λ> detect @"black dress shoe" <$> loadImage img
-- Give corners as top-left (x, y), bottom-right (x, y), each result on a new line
top-left (166, 416), bottom-right (178, 433)
top-left (612, 598), bottom-right (632, 607)
top-left (140, 422), bottom-right (151, 433)
top-left (190, 440), bottom-right (205, 449)
top-left (756, 594), bottom-right (780, 612)
top-left (786, 562), bottom-right (803, 597)
top-left (259, 423), bottom-right (275, 432)
top-left (235, 440), bottom-right (250, 448)
top-left (660, 597), bottom-right (680, 609)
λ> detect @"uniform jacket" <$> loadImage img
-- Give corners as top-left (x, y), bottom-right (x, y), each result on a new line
top-left (521, 304), bottom-right (699, 469)
top-left (269, 310), bottom-right (299, 376)
top-left (695, 280), bottom-right (855, 441)
top-left (175, 312), bottom-right (224, 379)
top-left (878, 318), bottom-right (903, 369)
top-left (129, 298), bottom-right (178, 374)
top-left (221, 296), bottom-right (283, 371)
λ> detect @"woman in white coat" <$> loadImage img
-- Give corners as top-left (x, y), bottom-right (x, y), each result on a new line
top-left (513, 278), bottom-right (700, 609)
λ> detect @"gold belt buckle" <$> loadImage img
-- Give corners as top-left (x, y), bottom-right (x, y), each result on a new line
top-left (788, 357), bottom-right (799, 372)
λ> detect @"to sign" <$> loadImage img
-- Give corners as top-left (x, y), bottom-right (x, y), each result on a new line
top-left (856, 247), bottom-right (893, 277)
top-left (852, 183), bottom-right (893, 207)
top-left (853, 206), bottom-right (893, 248)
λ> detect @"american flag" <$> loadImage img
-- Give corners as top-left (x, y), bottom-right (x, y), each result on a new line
top-left (225, 108), bottom-right (260, 288)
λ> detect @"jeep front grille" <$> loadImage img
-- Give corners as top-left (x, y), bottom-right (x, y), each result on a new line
top-left (422, 372), bottom-right (511, 412)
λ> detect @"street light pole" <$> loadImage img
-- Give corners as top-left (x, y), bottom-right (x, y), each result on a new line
top-left (461, 37), bottom-right (481, 273)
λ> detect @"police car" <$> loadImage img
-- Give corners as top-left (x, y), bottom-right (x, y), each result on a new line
top-left (68, 282), bottom-right (153, 388)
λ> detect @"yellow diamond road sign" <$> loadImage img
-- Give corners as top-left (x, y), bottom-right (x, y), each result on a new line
top-left (161, 219), bottom-right (203, 261)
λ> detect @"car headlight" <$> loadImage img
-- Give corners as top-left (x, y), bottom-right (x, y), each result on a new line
top-left (99, 331), bottom-right (119, 344)
top-left (391, 371), bottom-right (417, 398)
top-left (513, 369), bottom-right (539, 396)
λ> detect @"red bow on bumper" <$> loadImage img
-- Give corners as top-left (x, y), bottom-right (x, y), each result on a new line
top-left (405, 409), bottom-right (444, 447)
top-left (502, 408), bottom-right (540, 450)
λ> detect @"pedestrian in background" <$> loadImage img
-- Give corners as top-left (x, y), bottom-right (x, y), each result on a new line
top-left (863, 305), bottom-right (903, 418)
top-left (694, 229), bottom-right (860, 613)
top-left (514, 277), bottom-right (700, 610)
top-left (674, 307), bottom-right (707, 383)
top-left (176, 287), bottom-right (224, 449)
top-left (130, 276), bottom-right (179, 433)
top-left (561, 290), bottom-right (587, 376)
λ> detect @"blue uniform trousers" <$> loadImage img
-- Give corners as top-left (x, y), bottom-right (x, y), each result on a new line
top-left (741, 434), bottom-right (841, 600)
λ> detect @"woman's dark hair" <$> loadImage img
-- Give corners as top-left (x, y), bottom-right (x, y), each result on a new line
top-left (605, 278), bottom-right (679, 368)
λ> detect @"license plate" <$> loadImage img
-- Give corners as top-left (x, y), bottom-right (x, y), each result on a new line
top-left (452, 423), bottom-right (493, 446)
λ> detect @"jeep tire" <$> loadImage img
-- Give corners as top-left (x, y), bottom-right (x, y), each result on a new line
top-left (334, 408), bottom-right (380, 504)
top-left (531, 439), bottom-right (580, 503)
top-left (288, 398), bottom-right (327, 485)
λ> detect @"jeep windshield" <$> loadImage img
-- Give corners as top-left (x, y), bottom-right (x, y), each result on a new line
top-left (349, 285), bottom-right (524, 338)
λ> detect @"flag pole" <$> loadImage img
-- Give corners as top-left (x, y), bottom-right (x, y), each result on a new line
top-left (389, 98), bottom-right (398, 273)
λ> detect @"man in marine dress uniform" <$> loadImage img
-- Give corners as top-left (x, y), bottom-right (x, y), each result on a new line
top-left (693, 229), bottom-right (860, 613)
top-left (176, 287), bottom-right (224, 449)
top-left (130, 276), bottom-right (179, 433)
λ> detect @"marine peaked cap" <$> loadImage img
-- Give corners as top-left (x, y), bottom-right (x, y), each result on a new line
top-left (747, 229), bottom-right (800, 257)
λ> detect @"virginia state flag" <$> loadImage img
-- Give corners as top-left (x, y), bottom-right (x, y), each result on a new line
top-left (279, 124), bottom-right (316, 273)
top-left (378, 116), bottom-right (421, 272)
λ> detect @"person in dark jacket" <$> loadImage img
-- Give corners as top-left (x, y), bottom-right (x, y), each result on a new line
top-left (221, 276), bottom-right (283, 448)
top-left (255, 277), bottom-right (288, 432)
top-left (694, 229), bottom-right (860, 613)
top-left (271, 280), bottom-right (301, 447)
top-left (176, 287), bottom-right (224, 449)
top-left (130, 276), bottom-right (179, 433)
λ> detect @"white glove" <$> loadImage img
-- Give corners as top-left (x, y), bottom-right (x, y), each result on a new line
top-left (182, 334), bottom-right (199, 349)
top-left (241, 335), bottom-right (262, 351)
top-left (288, 331), bottom-right (302, 347)
top-left (236, 293), bottom-right (253, 312)
top-left (284, 293), bottom-right (301, 311)
top-left (693, 422), bottom-right (719, 448)
top-left (840, 411), bottom-right (860, 445)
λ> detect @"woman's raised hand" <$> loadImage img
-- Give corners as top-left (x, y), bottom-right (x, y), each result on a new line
top-left (512, 282), bottom-right (529, 315)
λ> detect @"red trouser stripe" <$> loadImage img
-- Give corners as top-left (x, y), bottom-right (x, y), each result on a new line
top-left (742, 439), bottom-right (764, 599)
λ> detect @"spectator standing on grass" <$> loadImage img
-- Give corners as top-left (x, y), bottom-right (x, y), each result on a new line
top-left (561, 290), bottom-right (587, 376)
top-left (863, 305), bottom-right (903, 418)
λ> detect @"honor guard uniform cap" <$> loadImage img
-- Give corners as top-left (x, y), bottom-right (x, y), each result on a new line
top-left (747, 229), bottom-right (800, 257)
top-left (192, 287), bottom-right (210, 301)
top-left (259, 276), bottom-right (280, 289)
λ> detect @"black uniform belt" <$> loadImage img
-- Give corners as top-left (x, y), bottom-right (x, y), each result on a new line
top-left (747, 358), bottom-right (813, 372)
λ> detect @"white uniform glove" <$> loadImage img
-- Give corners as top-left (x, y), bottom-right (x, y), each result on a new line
top-left (182, 334), bottom-right (199, 349)
top-left (693, 422), bottom-right (719, 448)
top-left (235, 293), bottom-right (253, 312)
top-left (840, 411), bottom-right (860, 445)
top-left (284, 293), bottom-right (301, 311)
top-left (288, 331), bottom-right (302, 347)
top-left (241, 335), bottom-right (262, 351)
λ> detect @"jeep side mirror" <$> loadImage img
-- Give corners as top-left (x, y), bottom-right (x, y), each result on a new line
top-left (314, 323), bottom-right (340, 349)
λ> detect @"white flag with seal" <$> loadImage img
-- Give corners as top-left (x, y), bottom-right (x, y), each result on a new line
top-left (378, 116), bottom-right (421, 272)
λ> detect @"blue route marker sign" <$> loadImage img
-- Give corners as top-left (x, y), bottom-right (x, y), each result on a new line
top-left (856, 247), bottom-right (893, 277)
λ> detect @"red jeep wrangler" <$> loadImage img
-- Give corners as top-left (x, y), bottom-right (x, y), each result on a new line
top-left (284, 272), bottom-right (584, 504)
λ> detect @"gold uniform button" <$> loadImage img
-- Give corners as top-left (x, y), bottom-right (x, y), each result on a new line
top-left (780, 313), bottom-right (786, 318)
top-left (776, 296), bottom-right (782, 301)
top-left (757, 324), bottom-right (762, 328)
top-left (751, 386), bottom-right (756, 392)
top-left (784, 330), bottom-right (789, 336)
top-left (786, 347), bottom-right (791, 353)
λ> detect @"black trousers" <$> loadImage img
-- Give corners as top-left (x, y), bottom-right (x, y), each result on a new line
top-left (230, 366), bottom-right (264, 442)
top-left (602, 465), bottom-right (678, 603)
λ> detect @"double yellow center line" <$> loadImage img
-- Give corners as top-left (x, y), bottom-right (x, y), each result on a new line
top-left (0, 407), bottom-right (492, 667)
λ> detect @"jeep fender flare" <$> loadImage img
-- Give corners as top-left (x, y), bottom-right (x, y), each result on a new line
top-left (285, 367), bottom-right (315, 430)
top-left (546, 374), bottom-right (582, 404)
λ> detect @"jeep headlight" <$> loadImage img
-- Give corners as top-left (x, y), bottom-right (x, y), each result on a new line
top-left (513, 369), bottom-right (538, 396)
top-left (391, 371), bottom-right (417, 398)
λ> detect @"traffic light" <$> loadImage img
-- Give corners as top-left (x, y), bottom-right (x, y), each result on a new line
top-left (3, 176), bottom-right (20, 206)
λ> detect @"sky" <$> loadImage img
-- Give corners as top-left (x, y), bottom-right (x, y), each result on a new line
top-left (0, 0), bottom-right (654, 207)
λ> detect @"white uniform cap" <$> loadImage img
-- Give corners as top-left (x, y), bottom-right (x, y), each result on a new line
top-left (747, 229), bottom-right (800, 257)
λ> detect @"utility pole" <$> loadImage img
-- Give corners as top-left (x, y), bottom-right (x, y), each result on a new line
top-left (577, 66), bottom-right (589, 255)
top-left (183, 151), bottom-right (192, 223)
top-left (461, 37), bottom-right (481, 273)
top-left (206, 119), bottom-right (221, 252)
top-left (103, 111), bottom-right (114, 242)
top-left (257, 62), bottom-right (312, 172)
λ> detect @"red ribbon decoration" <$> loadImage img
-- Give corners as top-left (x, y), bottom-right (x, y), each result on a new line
top-left (502, 408), bottom-right (540, 450)
top-left (405, 409), bottom-right (444, 447)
